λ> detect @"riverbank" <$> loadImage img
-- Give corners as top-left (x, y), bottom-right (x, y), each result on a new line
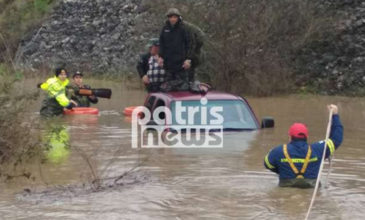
top-left (4, 0), bottom-right (363, 96)
top-left (0, 64), bottom-right (41, 182)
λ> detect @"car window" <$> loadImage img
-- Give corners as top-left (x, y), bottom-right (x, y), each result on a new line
top-left (170, 100), bottom-right (258, 129)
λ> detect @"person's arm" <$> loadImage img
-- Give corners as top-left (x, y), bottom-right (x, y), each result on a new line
top-left (195, 26), bottom-right (204, 52)
top-left (83, 85), bottom-right (98, 104)
top-left (64, 101), bottom-right (77, 110)
top-left (184, 23), bottom-right (195, 61)
top-left (324, 104), bottom-right (343, 158)
top-left (55, 93), bottom-right (72, 108)
top-left (43, 79), bottom-right (70, 108)
top-left (40, 81), bottom-right (49, 91)
top-left (65, 85), bottom-right (75, 99)
top-left (184, 25), bottom-right (192, 61)
top-left (88, 96), bottom-right (98, 104)
top-left (159, 28), bottom-right (165, 58)
top-left (264, 148), bottom-right (279, 174)
top-left (181, 23), bottom-right (194, 70)
top-left (329, 107), bottom-right (343, 149)
top-left (137, 54), bottom-right (148, 78)
top-left (183, 22), bottom-right (205, 68)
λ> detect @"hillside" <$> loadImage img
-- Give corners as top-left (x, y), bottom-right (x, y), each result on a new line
top-left (7, 0), bottom-right (365, 95)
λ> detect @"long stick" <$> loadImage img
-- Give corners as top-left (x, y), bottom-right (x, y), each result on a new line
top-left (304, 108), bottom-right (333, 220)
top-left (324, 154), bottom-right (334, 188)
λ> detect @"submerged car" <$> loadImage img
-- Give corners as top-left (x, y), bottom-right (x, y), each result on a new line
top-left (143, 91), bottom-right (274, 130)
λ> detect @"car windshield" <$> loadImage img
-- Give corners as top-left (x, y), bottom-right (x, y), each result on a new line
top-left (170, 100), bottom-right (258, 130)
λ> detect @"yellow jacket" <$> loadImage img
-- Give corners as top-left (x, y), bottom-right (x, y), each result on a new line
top-left (40, 76), bottom-right (70, 107)
top-left (44, 126), bottom-right (70, 164)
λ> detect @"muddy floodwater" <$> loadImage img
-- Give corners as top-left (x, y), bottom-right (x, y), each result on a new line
top-left (0, 79), bottom-right (364, 219)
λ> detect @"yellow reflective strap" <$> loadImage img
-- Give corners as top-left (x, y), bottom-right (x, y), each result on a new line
top-left (281, 157), bottom-right (318, 163)
top-left (283, 144), bottom-right (299, 174)
top-left (283, 144), bottom-right (312, 178)
top-left (300, 145), bottom-right (312, 175)
top-left (326, 139), bottom-right (335, 156)
top-left (265, 154), bottom-right (275, 169)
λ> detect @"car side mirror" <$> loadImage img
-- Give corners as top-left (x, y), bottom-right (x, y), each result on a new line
top-left (261, 117), bottom-right (274, 128)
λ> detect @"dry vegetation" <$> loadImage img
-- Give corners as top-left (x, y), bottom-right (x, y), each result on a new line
top-left (1, 0), bottom-right (338, 96)
top-left (0, 1), bottom-right (55, 174)
top-left (141, 0), bottom-right (336, 95)
top-left (0, 63), bottom-right (41, 180)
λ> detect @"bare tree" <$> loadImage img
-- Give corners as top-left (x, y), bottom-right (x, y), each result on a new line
top-left (142, 0), bottom-right (334, 95)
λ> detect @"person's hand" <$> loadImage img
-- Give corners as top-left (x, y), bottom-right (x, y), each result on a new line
top-left (158, 57), bottom-right (164, 67)
top-left (182, 59), bottom-right (191, 70)
top-left (65, 100), bottom-right (78, 110)
top-left (142, 75), bottom-right (149, 84)
top-left (89, 95), bottom-right (97, 100)
top-left (70, 100), bottom-right (78, 107)
top-left (327, 104), bottom-right (338, 115)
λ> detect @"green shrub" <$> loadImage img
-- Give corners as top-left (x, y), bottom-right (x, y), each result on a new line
top-left (34, 0), bottom-right (52, 14)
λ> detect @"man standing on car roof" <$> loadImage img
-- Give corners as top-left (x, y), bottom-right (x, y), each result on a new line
top-left (158, 8), bottom-right (193, 92)
top-left (136, 38), bottom-right (166, 92)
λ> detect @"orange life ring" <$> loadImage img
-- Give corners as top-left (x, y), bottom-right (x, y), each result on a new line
top-left (64, 107), bottom-right (99, 115)
top-left (123, 106), bottom-right (143, 116)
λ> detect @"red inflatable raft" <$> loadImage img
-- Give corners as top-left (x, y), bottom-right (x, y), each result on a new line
top-left (64, 107), bottom-right (99, 115)
top-left (123, 106), bottom-right (143, 116)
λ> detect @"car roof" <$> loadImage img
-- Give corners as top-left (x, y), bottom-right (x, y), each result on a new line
top-left (149, 91), bottom-right (243, 101)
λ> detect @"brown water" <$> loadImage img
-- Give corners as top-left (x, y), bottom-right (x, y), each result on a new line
top-left (0, 79), bottom-right (364, 220)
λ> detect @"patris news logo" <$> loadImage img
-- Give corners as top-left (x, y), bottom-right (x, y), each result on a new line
top-left (131, 98), bottom-right (224, 148)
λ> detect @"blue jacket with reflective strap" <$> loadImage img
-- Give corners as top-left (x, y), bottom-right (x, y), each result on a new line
top-left (264, 115), bottom-right (343, 180)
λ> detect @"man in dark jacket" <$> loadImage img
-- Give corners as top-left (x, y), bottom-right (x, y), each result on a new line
top-left (264, 104), bottom-right (343, 188)
top-left (158, 8), bottom-right (193, 91)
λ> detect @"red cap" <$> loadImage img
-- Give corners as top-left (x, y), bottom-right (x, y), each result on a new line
top-left (288, 123), bottom-right (308, 138)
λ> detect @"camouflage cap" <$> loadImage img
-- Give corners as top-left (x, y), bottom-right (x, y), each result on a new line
top-left (72, 71), bottom-right (83, 78)
top-left (146, 38), bottom-right (160, 48)
top-left (166, 8), bottom-right (181, 17)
